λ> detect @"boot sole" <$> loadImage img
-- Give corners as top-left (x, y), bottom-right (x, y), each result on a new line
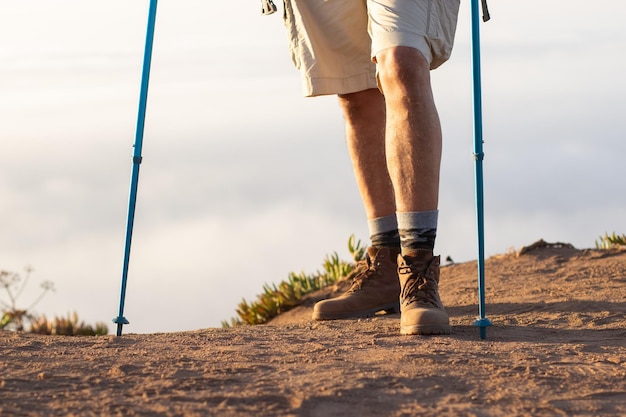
top-left (312, 302), bottom-right (400, 321)
top-left (401, 324), bottom-right (451, 336)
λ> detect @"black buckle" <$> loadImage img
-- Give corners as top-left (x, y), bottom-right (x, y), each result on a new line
top-left (261, 0), bottom-right (277, 15)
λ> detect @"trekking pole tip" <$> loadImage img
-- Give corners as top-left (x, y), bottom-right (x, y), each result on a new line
top-left (473, 317), bottom-right (492, 340)
top-left (113, 316), bottom-right (130, 336)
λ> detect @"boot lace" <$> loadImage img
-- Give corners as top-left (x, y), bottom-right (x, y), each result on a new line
top-left (399, 265), bottom-right (439, 308)
top-left (347, 256), bottom-right (380, 293)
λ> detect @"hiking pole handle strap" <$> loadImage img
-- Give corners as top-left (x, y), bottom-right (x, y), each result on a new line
top-left (481, 0), bottom-right (491, 22)
top-left (261, 0), bottom-right (277, 15)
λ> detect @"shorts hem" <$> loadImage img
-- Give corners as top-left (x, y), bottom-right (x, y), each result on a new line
top-left (371, 33), bottom-right (433, 67)
top-left (302, 72), bottom-right (378, 97)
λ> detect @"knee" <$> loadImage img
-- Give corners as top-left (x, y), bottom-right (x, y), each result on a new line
top-left (376, 47), bottom-right (431, 93)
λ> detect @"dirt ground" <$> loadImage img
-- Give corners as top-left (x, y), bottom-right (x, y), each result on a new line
top-left (2, 241), bottom-right (626, 416)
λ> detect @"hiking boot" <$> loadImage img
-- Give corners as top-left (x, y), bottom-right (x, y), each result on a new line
top-left (398, 252), bottom-right (451, 335)
top-left (312, 246), bottom-right (401, 320)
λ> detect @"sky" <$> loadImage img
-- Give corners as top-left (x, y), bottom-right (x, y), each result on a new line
top-left (1, 0), bottom-right (624, 334)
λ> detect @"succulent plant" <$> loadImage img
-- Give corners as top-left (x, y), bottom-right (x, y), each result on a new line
top-left (223, 235), bottom-right (366, 327)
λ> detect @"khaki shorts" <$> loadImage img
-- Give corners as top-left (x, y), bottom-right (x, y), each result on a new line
top-left (283, 0), bottom-right (460, 97)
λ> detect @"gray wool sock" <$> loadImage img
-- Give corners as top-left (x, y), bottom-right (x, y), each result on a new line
top-left (397, 210), bottom-right (438, 253)
top-left (367, 215), bottom-right (400, 248)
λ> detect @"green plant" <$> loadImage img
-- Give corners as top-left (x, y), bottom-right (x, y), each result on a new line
top-left (595, 232), bottom-right (626, 250)
top-left (222, 235), bottom-right (366, 327)
top-left (0, 267), bottom-right (55, 331)
top-left (29, 311), bottom-right (108, 336)
top-left (1, 267), bottom-right (108, 336)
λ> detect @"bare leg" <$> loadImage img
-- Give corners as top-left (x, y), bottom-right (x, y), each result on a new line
top-left (376, 46), bottom-right (450, 335)
top-left (337, 88), bottom-right (396, 219)
top-left (375, 46), bottom-right (442, 213)
top-left (312, 88), bottom-right (401, 321)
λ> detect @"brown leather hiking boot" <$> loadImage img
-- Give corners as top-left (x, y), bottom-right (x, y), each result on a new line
top-left (398, 252), bottom-right (451, 335)
top-left (312, 246), bottom-right (401, 320)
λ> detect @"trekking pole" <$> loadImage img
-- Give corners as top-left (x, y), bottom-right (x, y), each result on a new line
top-left (470, 0), bottom-right (492, 339)
top-left (114, 0), bottom-right (159, 337)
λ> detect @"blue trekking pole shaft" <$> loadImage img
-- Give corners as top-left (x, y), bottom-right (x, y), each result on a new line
top-left (114, 0), bottom-right (159, 337)
top-left (470, 0), bottom-right (492, 339)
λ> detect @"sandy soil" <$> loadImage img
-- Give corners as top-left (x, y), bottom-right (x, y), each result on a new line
top-left (2, 241), bottom-right (626, 416)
